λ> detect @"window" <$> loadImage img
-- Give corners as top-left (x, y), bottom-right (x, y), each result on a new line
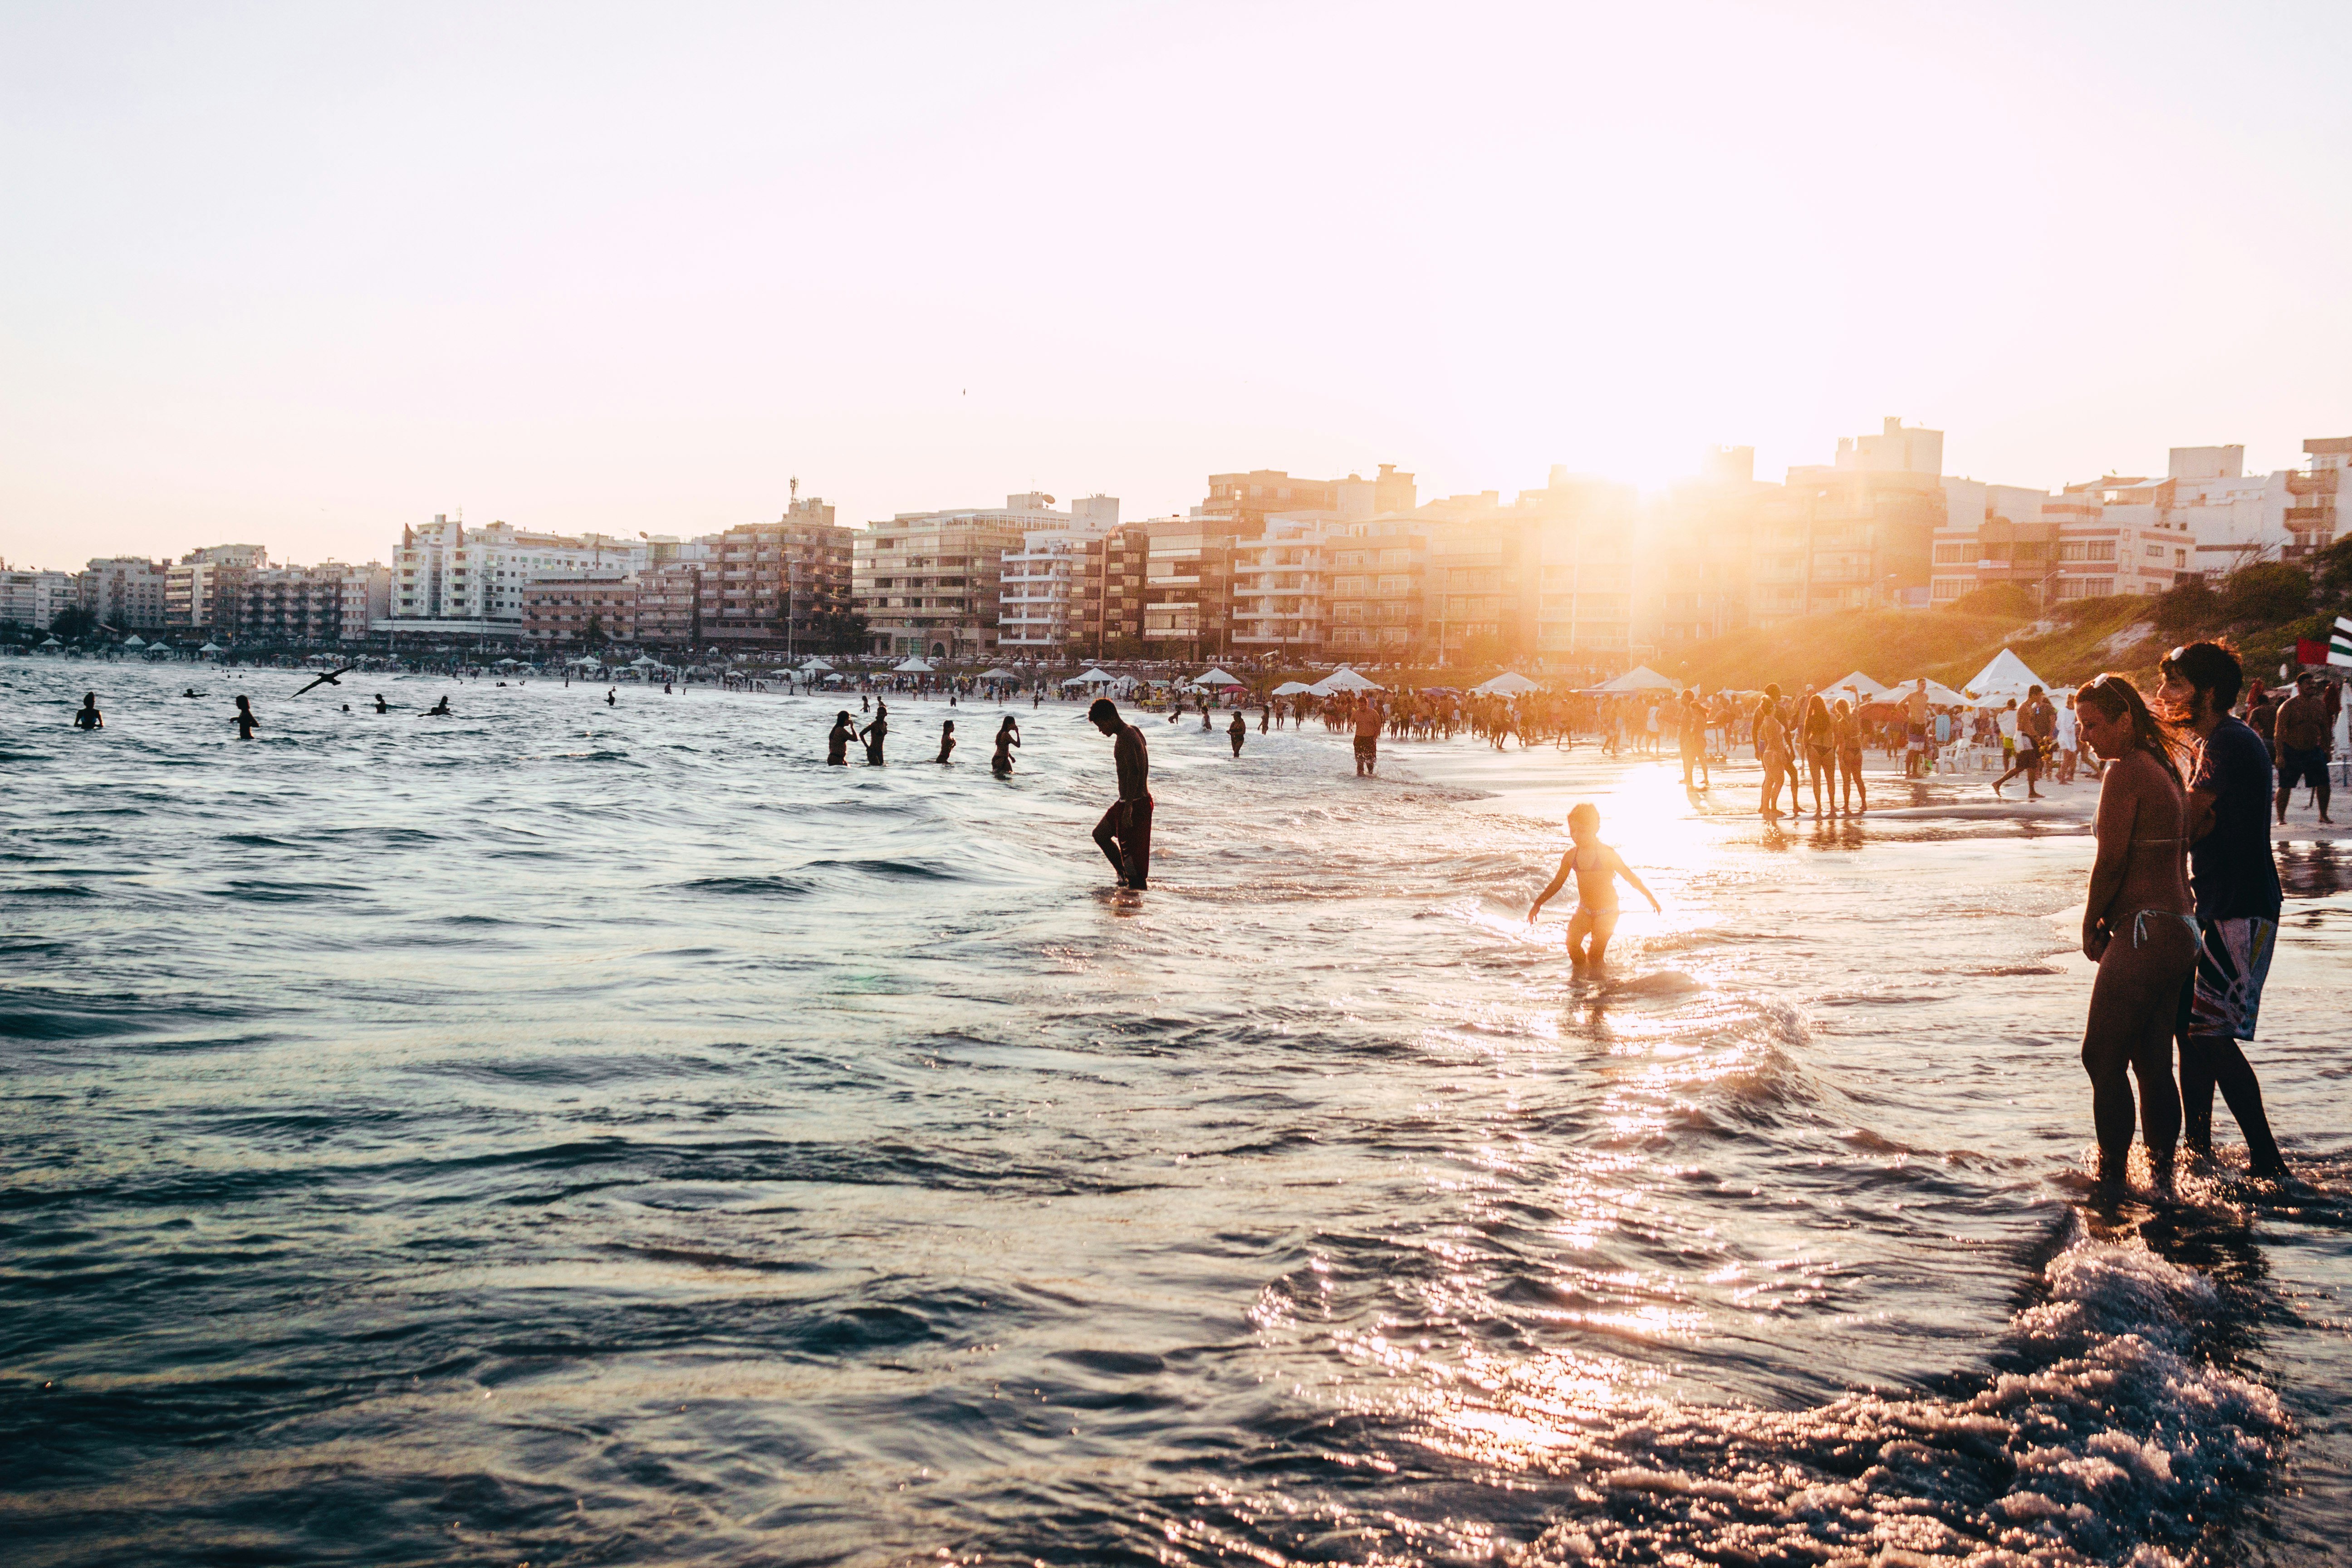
top-left (2089, 542), bottom-right (2116, 562)
top-left (2059, 542), bottom-right (2087, 562)
top-left (1933, 544), bottom-right (1968, 564)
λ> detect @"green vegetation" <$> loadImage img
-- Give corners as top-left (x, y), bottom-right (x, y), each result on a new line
top-left (1666, 536), bottom-right (2352, 696)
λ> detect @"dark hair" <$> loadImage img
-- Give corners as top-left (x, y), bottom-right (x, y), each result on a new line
top-left (1088, 697), bottom-right (1117, 724)
top-left (2159, 639), bottom-right (2242, 713)
top-left (2075, 673), bottom-right (2187, 789)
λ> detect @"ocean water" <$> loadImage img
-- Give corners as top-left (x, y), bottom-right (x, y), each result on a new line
top-left (4, 659), bottom-right (2349, 1567)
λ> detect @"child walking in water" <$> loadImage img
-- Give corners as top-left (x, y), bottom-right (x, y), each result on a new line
top-left (1527, 803), bottom-right (1660, 969)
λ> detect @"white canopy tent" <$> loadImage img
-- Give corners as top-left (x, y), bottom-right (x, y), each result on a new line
top-left (1962, 647), bottom-right (2051, 702)
top-left (1592, 665), bottom-right (1677, 693)
top-left (1827, 670), bottom-right (1891, 699)
top-left (799, 656), bottom-right (835, 671)
top-left (1894, 678), bottom-right (1975, 706)
top-left (121, 634), bottom-right (147, 649)
top-left (977, 667), bottom-right (1019, 681)
top-left (198, 642), bottom-right (223, 655)
top-left (1188, 667), bottom-right (1245, 687)
top-left (1271, 680), bottom-right (1316, 696)
top-left (1314, 667), bottom-right (1382, 692)
top-left (39, 636), bottom-right (62, 648)
top-left (892, 657), bottom-right (935, 674)
top-left (628, 655), bottom-right (664, 670)
top-left (1472, 671), bottom-right (1539, 696)
top-left (1062, 667), bottom-right (1117, 686)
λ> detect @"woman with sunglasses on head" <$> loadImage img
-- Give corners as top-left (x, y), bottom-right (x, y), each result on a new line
top-left (2073, 673), bottom-right (2198, 1199)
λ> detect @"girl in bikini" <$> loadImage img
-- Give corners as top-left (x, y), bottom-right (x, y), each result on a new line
top-left (1527, 803), bottom-right (1661, 970)
top-left (2075, 673), bottom-right (2197, 1197)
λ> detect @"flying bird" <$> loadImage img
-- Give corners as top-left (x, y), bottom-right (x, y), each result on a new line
top-left (292, 666), bottom-right (357, 696)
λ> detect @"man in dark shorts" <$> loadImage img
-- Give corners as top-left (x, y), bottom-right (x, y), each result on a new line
top-left (2272, 673), bottom-right (2334, 825)
top-left (1089, 697), bottom-right (1152, 890)
top-left (1353, 698), bottom-right (1382, 776)
top-left (2160, 641), bottom-right (2288, 1179)
top-left (1901, 679), bottom-right (1931, 778)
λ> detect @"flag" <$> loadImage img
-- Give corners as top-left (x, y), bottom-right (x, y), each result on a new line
top-left (2334, 615), bottom-right (2352, 669)
top-left (2299, 638), bottom-right (2330, 666)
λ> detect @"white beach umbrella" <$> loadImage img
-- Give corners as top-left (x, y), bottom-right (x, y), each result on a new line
top-left (1472, 671), bottom-right (1539, 696)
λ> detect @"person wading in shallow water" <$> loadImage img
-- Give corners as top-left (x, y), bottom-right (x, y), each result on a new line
top-left (991, 715), bottom-right (1020, 776)
top-left (859, 701), bottom-right (889, 764)
top-left (826, 710), bottom-right (855, 766)
top-left (1353, 698), bottom-right (1382, 776)
top-left (1526, 802), bottom-right (1660, 970)
top-left (2073, 673), bottom-right (2196, 1200)
top-left (232, 695), bottom-right (258, 740)
top-left (1089, 697), bottom-right (1151, 891)
top-left (74, 692), bottom-right (103, 730)
top-left (1228, 709), bottom-right (1246, 758)
top-left (2159, 640), bottom-right (2289, 1180)
top-left (935, 719), bottom-right (956, 763)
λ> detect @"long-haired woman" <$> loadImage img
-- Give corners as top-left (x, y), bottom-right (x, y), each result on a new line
top-left (1755, 695), bottom-right (1791, 818)
top-left (1801, 694), bottom-right (1834, 817)
top-left (2074, 673), bottom-right (2196, 1197)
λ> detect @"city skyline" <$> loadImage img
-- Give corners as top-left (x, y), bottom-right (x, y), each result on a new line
top-left (7, 2), bottom-right (2352, 569)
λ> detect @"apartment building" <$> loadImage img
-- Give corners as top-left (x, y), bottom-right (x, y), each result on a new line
top-left (165, 544), bottom-right (270, 630)
top-left (77, 557), bottom-right (171, 629)
top-left (1198, 470), bottom-right (1341, 537)
top-left (638, 563), bottom-right (702, 647)
top-left (994, 495), bottom-right (1120, 658)
top-left (222, 561), bottom-right (392, 643)
top-left (1645, 448), bottom-right (1771, 649)
top-left (391, 516), bottom-right (640, 635)
top-left (522, 573), bottom-right (639, 645)
top-left (1230, 514), bottom-right (1337, 659)
top-left (0, 567), bottom-right (76, 630)
top-left (1753, 418), bottom-right (1945, 625)
top-left (855, 493), bottom-right (1071, 660)
top-left (2288, 437), bottom-right (2348, 560)
top-left (697, 496), bottom-right (855, 650)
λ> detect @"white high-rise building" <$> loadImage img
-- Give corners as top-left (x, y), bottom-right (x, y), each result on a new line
top-left (998, 495), bottom-right (1120, 655)
top-left (0, 567), bottom-right (76, 630)
top-left (388, 516), bottom-right (644, 635)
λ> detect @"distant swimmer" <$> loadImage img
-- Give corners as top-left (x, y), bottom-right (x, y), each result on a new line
top-left (341, 703), bottom-right (350, 712)
top-left (936, 719), bottom-right (956, 763)
top-left (292, 665), bottom-right (357, 698)
top-left (606, 688), bottom-right (617, 707)
top-left (423, 696), bottom-right (452, 717)
top-left (232, 695), bottom-right (258, 740)
top-left (1526, 802), bottom-right (1660, 970)
top-left (373, 693), bottom-right (388, 713)
top-left (859, 701), bottom-right (888, 764)
top-left (827, 710), bottom-right (855, 765)
top-left (1228, 709), bottom-right (1246, 758)
top-left (991, 715), bottom-right (1020, 775)
top-left (74, 692), bottom-right (103, 730)
top-left (181, 687), bottom-right (201, 699)
top-left (1089, 698), bottom-right (1152, 891)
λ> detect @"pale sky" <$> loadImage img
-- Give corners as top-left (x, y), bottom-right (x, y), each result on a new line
top-left (4, 0), bottom-right (2349, 569)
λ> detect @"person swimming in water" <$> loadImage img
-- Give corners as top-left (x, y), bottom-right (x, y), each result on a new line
top-left (182, 687), bottom-right (201, 699)
top-left (373, 693), bottom-right (388, 712)
top-left (935, 719), bottom-right (956, 763)
top-left (859, 701), bottom-right (889, 764)
top-left (606, 687), bottom-right (617, 707)
top-left (1228, 709), bottom-right (1246, 758)
top-left (423, 696), bottom-right (452, 717)
top-left (233, 695), bottom-right (259, 740)
top-left (991, 715), bottom-right (1020, 775)
top-left (827, 710), bottom-right (855, 765)
top-left (74, 692), bottom-right (103, 730)
top-left (1526, 802), bottom-right (1660, 969)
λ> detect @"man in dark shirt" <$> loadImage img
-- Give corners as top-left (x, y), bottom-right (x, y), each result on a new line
top-left (2272, 673), bottom-right (2334, 825)
top-left (1089, 698), bottom-right (1152, 891)
top-left (2159, 641), bottom-right (2288, 1179)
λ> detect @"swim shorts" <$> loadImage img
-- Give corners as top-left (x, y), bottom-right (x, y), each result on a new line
top-left (2277, 745), bottom-right (2329, 791)
top-left (1354, 735), bottom-right (1377, 764)
top-left (2176, 916), bottom-right (2277, 1043)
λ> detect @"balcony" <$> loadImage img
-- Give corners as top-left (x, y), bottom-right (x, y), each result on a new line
top-left (2287, 469), bottom-right (2340, 496)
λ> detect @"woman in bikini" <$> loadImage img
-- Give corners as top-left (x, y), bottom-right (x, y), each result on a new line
top-left (826, 711), bottom-right (855, 765)
top-left (1831, 697), bottom-right (1866, 815)
top-left (1754, 694), bottom-right (1791, 818)
top-left (991, 715), bottom-right (1020, 776)
top-left (1527, 803), bottom-right (1661, 970)
top-left (2075, 673), bottom-right (2196, 1197)
top-left (1799, 694), bottom-right (1834, 817)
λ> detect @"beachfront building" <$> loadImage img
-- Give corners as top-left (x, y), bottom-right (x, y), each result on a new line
top-left (521, 572), bottom-right (639, 647)
top-left (221, 561), bottom-right (392, 643)
top-left (854, 493), bottom-right (1078, 661)
top-left (1644, 448), bottom-right (1772, 650)
top-left (696, 496), bottom-right (855, 652)
top-left (1930, 484), bottom-right (2185, 606)
top-left (1197, 470), bottom-right (1342, 538)
top-left (76, 557), bottom-right (172, 630)
top-left (387, 516), bottom-right (642, 639)
top-left (2288, 437), bottom-right (2348, 562)
top-left (0, 566), bottom-right (76, 631)
top-left (996, 495), bottom-right (1120, 658)
top-left (637, 563), bottom-right (702, 649)
top-left (1752, 418), bottom-right (1946, 626)
top-left (165, 544), bottom-right (270, 631)
top-left (1230, 514), bottom-right (1336, 662)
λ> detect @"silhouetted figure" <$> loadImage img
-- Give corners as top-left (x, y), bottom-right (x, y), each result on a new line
top-left (1229, 710), bottom-right (1246, 757)
top-left (860, 702), bottom-right (888, 764)
top-left (936, 719), bottom-right (956, 763)
top-left (1089, 698), bottom-right (1151, 890)
top-left (992, 716), bottom-right (1020, 775)
top-left (233, 696), bottom-right (258, 740)
top-left (607, 688), bottom-right (617, 706)
top-left (74, 692), bottom-right (103, 730)
top-left (373, 693), bottom-right (388, 713)
top-left (827, 710), bottom-right (855, 765)
top-left (423, 696), bottom-right (452, 717)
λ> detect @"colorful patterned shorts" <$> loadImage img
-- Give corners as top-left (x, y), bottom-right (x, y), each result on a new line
top-left (2177, 916), bottom-right (2278, 1042)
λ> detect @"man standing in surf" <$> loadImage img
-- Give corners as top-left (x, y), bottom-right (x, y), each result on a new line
top-left (1089, 697), bottom-right (1152, 891)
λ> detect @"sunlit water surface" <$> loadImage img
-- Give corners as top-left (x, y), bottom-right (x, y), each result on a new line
top-left (5, 661), bottom-right (2350, 1567)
